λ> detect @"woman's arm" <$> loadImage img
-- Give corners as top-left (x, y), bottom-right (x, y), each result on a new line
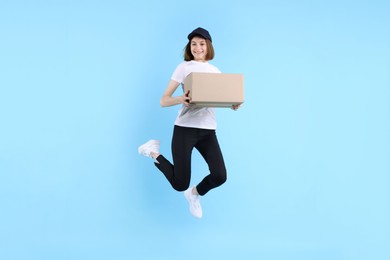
top-left (160, 80), bottom-right (191, 107)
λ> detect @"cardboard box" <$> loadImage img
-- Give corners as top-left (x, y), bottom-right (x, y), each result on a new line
top-left (183, 72), bottom-right (244, 107)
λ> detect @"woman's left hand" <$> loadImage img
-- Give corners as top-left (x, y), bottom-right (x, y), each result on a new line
top-left (232, 104), bottom-right (241, 111)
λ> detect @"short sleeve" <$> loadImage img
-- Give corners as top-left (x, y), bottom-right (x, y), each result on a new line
top-left (170, 62), bottom-right (186, 84)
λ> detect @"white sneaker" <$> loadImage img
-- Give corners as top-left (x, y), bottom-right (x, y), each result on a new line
top-left (138, 140), bottom-right (160, 158)
top-left (184, 186), bottom-right (202, 218)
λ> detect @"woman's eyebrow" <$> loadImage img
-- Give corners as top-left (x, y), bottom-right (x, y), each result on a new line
top-left (191, 40), bottom-right (205, 44)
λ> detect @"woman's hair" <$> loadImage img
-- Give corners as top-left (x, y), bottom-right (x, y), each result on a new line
top-left (184, 38), bottom-right (215, 61)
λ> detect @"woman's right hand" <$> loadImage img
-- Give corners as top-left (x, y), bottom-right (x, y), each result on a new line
top-left (181, 90), bottom-right (191, 106)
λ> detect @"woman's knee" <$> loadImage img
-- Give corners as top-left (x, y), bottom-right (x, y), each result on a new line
top-left (172, 179), bottom-right (190, 192)
top-left (213, 169), bottom-right (227, 186)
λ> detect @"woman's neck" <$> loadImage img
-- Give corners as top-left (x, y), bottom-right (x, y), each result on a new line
top-left (193, 59), bottom-right (207, 63)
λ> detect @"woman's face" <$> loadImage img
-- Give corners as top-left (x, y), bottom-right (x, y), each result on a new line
top-left (190, 36), bottom-right (208, 62)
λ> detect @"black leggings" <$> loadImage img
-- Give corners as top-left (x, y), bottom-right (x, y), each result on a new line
top-left (155, 125), bottom-right (227, 196)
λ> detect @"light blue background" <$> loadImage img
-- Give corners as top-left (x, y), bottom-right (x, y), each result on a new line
top-left (1, 0), bottom-right (389, 259)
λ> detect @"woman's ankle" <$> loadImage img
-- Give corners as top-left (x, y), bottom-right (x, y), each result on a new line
top-left (192, 186), bottom-right (200, 196)
top-left (150, 152), bottom-right (160, 160)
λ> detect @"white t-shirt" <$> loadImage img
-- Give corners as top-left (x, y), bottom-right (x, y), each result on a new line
top-left (171, 60), bottom-right (221, 130)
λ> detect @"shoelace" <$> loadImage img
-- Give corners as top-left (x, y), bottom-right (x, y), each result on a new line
top-left (191, 196), bottom-right (200, 209)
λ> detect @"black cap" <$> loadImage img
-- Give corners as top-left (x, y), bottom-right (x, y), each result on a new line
top-left (187, 27), bottom-right (212, 42)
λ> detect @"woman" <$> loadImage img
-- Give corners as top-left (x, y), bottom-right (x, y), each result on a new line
top-left (138, 27), bottom-right (240, 218)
